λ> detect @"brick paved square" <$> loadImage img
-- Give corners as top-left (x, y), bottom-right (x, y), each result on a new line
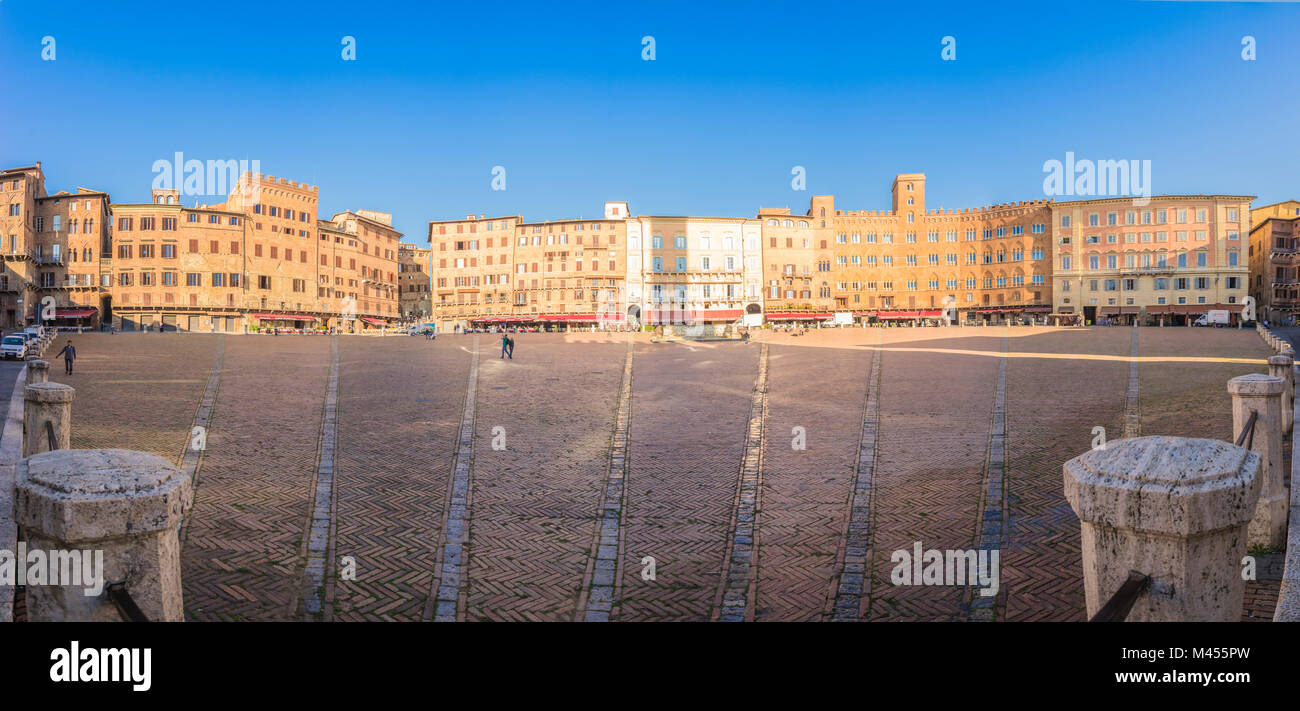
top-left (56, 326), bottom-right (1277, 622)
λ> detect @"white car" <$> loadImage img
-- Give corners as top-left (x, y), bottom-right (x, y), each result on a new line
top-left (1, 335), bottom-right (27, 360)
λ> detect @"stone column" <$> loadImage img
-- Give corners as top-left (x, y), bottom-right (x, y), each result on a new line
top-left (1229, 374), bottom-right (1288, 549)
top-left (25, 360), bottom-right (48, 386)
top-left (1064, 436), bottom-right (1261, 621)
top-left (23, 382), bottom-right (73, 458)
top-left (1269, 354), bottom-right (1295, 434)
top-left (14, 449), bottom-right (191, 621)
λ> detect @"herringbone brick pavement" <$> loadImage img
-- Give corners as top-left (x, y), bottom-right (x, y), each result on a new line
top-left (1139, 328), bottom-right (1272, 441)
top-left (69, 334), bottom-right (220, 462)
top-left (619, 341), bottom-right (760, 622)
top-left (464, 337), bottom-right (627, 621)
top-left (1242, 553), bottom-right (1284, 621)
top-left (331, 338), bottom-right (472, 621)
top-left (182, 336), bottom-right (331, 621)
top-left (57, 328), bottom-right (1284, 622)
top-left (866, 332), bottom-right (1001, 621)
top-left (755, 343), bottom-right (870, 621)
top-left (1001, 328), bottom-right (1130, 621)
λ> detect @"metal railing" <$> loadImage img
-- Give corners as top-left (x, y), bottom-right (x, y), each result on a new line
top-left (104, 582), bottom-right (150, 622)
top-left (1235, 410), bottom-right (1258, 449)
top-left (1089, 570), bottom-right (1152, 622)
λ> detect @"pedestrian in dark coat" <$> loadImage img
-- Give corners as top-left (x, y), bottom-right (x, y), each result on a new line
top-left (55, 340), bottom-right (76, 374)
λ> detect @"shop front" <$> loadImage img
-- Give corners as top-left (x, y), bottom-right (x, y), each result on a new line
top-left (765, 312), bottom-right (832, 328)
top-left (50, 306), bottom-right (99, 331)
top-left (250, 312), bottom-right (317, 333)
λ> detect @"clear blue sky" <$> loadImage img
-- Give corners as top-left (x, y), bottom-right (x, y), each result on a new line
top-left (2, 0), bottom-right (1298, 243)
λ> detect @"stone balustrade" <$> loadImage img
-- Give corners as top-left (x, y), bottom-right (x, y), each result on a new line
top-left (5, 376), bottom-right (192, 622)
top-left (1064, 436), bottom-right (1261, 621)
top-left (14, 449), bottom-right (190, 621)
top-left (1229, 374), bottom-right (1288, 549)
top-left (23, 382), bottom-right (72, 458)
top-left (25, 360), bottom-right (47, 386)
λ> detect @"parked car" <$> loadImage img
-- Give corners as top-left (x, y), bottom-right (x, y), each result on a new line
top-left (19, 330), bottom-right (40, 348)
top-left (1, 335), bottom-right (27, 360)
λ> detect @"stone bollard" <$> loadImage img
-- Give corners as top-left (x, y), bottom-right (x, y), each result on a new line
top-left (1064, 436), bottom-right (1260, 621)
top-left (1269, 355), bottom-right (1295, 434)
top-left (14, 449), bottom-right (191, 621)
top-left (1229, 374), bottom-right (1288, 549)
top-left (23, 382), bottom-right (73, 458)
top-left (25, 360), bottom-right (48, 386)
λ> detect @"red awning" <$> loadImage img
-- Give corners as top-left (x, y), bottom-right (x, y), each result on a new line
top-left (877, 311), bottom-right (922, 320)
top-left (767, 312), bottom-right (832, 321)
top-left (252, 313), bottom-right (317, 322)
top-left (359, 317), bottom-right (386, 326)
top-left (54, 307), bottom-right (97, 319)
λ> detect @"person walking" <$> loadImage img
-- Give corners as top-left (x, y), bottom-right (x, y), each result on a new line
top-left (500, 332), bottom-right (510, 359)
top-left (55, 339), bottom-right (76, 375)
top-left (507, 335), bottom-right (514, 359)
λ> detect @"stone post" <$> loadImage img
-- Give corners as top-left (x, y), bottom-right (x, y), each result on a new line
top-left (1064, 436), bottom-right (1261, 621)
top-left (1229, 374), bottom-right (1288, 549)
top-left (1268, 355), bottom-right (1294, 434)
top-left (14, 449), bottom-right (191, 621)
top-left (23, 382), bottom-right (73, 458)
top-left (25, 360), bottom-right (48, 386)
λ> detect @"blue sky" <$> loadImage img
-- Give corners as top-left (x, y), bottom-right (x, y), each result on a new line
top-left (2, 0), bottom-right (1298, 243)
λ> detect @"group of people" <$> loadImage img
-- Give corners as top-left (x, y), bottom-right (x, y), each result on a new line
top-left (500, 333), bottom-right (515, 359)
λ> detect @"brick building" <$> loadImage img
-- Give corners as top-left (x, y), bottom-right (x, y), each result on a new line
top-left (1249, 200), bottom-right (1300, 325)
top-left (0, 163), bottom-right (112, 329)
top-left (813, 175), bottom-right (1055, 325)
top-left (757, 205), bottom-right (835, 323)
top-left (425, 204), bottom-right (631, 332)
top-left (1, 163), bottom-right (401, 333)
top-left (398, 243), bottom-right (433, 322)
top-left (426, 213), bottom-right (521, 332)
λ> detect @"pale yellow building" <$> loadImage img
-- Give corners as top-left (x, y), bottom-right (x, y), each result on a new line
top-left (1052, 195), bottom-right (1253, 324)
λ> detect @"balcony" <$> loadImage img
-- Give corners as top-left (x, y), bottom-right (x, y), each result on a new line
top-left (1118, 267), bottom-right (1176, 276)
